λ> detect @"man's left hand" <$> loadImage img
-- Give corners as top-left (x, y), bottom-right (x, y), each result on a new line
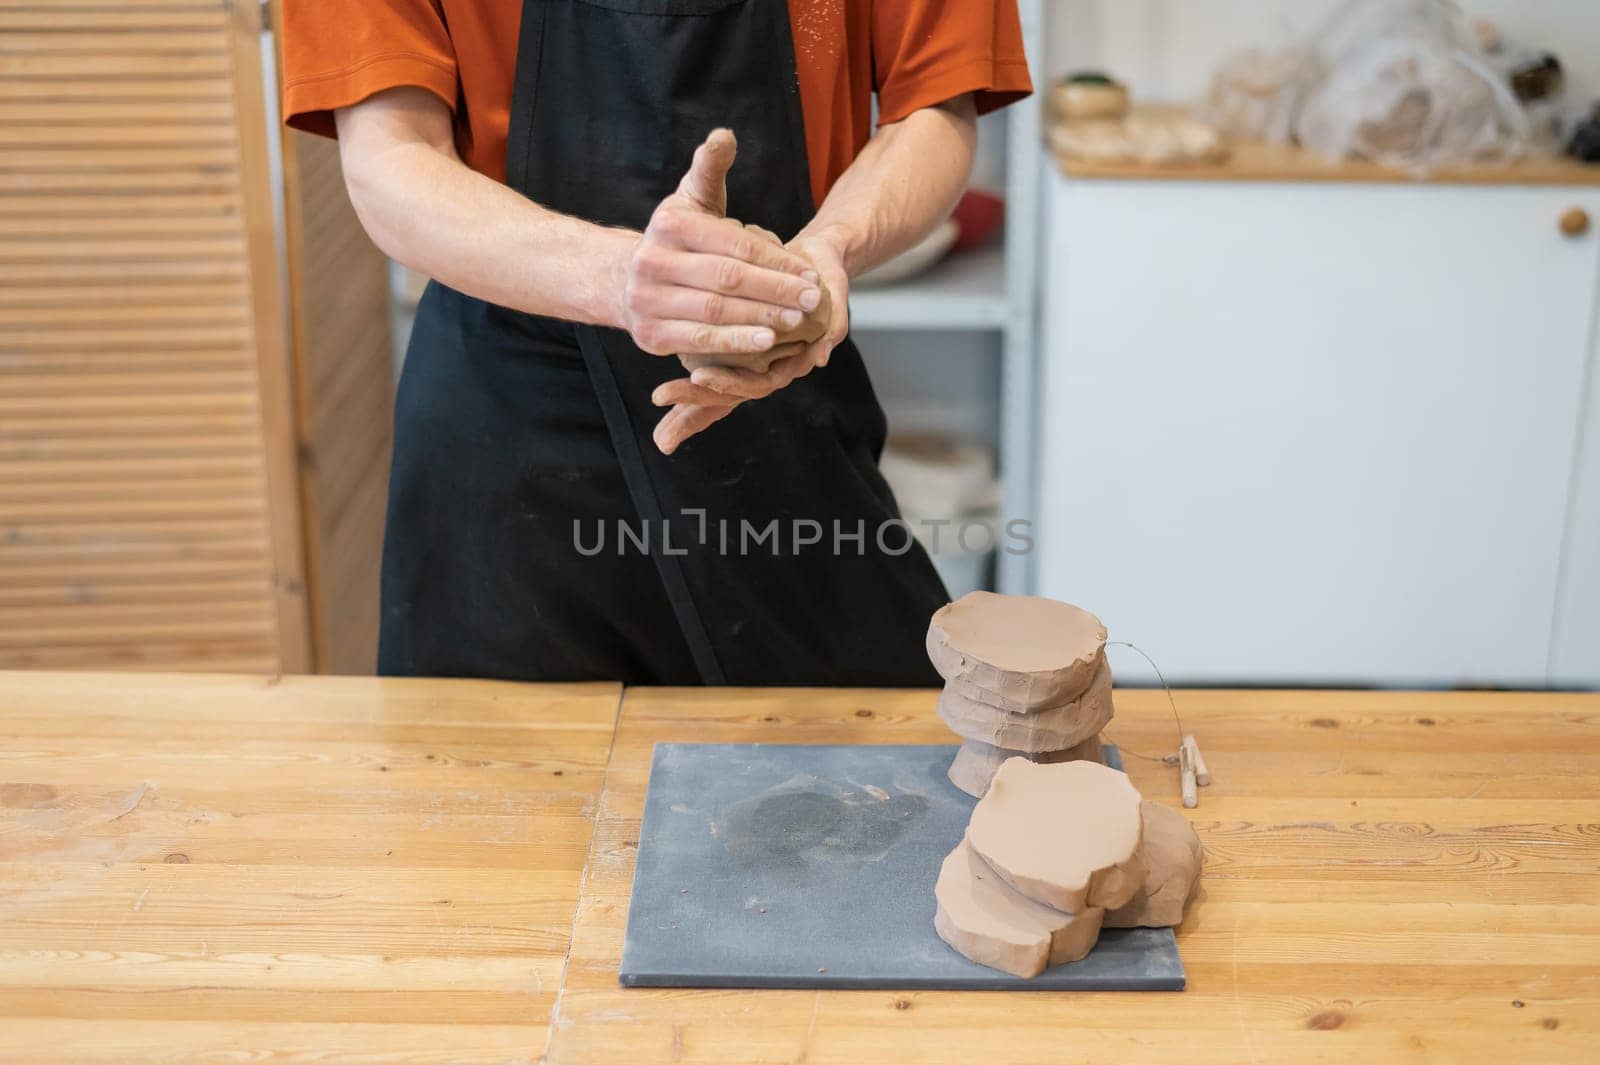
top-left (651, 230), bottom-right (850, 456)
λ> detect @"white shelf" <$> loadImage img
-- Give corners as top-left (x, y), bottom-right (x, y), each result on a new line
top-left (849, 0), bottom-right (1046, 595)
top-left (848, 244), bottom-right (1011, 331)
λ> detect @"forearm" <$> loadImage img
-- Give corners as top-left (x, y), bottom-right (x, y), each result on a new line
top-left (797, 95), bottom-right (978, 276)
top-left (338, 128), bottom-right (631, 326)
top-left (336, 92), bottom-right (819, 357)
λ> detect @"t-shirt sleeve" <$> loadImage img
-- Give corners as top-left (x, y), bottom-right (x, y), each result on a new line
top-left (280, 0), bottom-right (459, 138)
top-left (872, 0), bottom-right (1033, 126)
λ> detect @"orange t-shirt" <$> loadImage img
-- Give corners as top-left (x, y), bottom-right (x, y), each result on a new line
top-left (281, 1), bottom-right (1032, 207)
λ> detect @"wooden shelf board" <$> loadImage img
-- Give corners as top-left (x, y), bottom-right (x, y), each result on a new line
top-left (1055, 137), bottom-right (1600, 188)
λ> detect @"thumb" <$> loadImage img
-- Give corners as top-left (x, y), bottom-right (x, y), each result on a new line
top-left (676, 128), bottom-right (735, 216)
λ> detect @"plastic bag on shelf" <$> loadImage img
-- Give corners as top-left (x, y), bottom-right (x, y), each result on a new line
top-left (1293, 0), bottom-right (1529, 173)
top-left (1202, 47), bottom-right (1314, 144)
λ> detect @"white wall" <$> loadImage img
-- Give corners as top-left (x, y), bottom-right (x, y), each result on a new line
top-left (1047, 0), bottom-right (1600, 103)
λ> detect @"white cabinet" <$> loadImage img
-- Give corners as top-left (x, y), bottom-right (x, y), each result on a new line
top-left (1037, 170), bottom-right (1600, 687)
top-left (1554, 296), bottom-right (1600, 688)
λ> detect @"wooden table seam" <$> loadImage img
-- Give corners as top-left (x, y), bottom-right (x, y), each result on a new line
top-left (541, 681), bottom-right (628, 1064)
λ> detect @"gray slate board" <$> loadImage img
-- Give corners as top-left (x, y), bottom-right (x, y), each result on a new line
top-left (619, 743), bottom-right (1185, 991)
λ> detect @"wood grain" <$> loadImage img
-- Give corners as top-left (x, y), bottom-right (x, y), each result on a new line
top-left (0, 1), bottom-right (300, 672)
top-left (0, 670), bottom-right (622, 1065)
top-left (548, 686), bottom-right (1600, 1065)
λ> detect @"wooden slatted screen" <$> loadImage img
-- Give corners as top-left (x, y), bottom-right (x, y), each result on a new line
top-left (279, 128), bottom-right (394, 673)
top-left (0, 0), bottom-right (311, 671)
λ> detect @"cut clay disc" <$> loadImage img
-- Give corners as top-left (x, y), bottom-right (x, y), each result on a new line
top-left (935, 659), bottom-right (1114, 752)
top-left (1105, 801), bottom-right (1205, 929)
top-left (943, 655), bottom-right (1105, 716)
top-left (967, 759), bottom-right (1146, 913)
top-left (927, 592), bottom-right (1107, 711)
top-left (933, 837), bottom-right (1105, 978)
top-left (947, 734), bottom-right (1104, 799)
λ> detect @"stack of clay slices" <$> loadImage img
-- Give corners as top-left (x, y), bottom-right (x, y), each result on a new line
top-left (926, 591), bottom-right (1113, 798)
top-left (933, 758), bottom-right (1204, 977)
top-left (926, 592), bottom-right (1205, 978)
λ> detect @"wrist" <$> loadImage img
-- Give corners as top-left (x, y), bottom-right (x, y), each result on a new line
top-left (800, 221), bottom-right (861, 276)
top-left (584, 225), bottom-right (641, 329)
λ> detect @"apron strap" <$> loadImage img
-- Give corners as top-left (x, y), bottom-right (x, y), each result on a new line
top-left (575, 325), bottom-right (728, 685)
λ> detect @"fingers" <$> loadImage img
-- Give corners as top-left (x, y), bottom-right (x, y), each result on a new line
top-left (651, 377), bottom-right (732, 408)
top-left (654, 401), bottom-right (740, 456)
top-left (744, 223), bottom-right (782, 246)
top-left (657, 211), bottom-right (817, 278)
top-left (637, 284), bottom-right (807, 332)
top-left (628, 162), bottom-right (830, 359)
top-left (623, 245), bottom-right (819, 353)
top-left (686, 347), bottom-right (818, 400)
top-left (644, 250), bottom-right (821, 311)
top-left (647, 208), bottom-right (818, 280)
top-left (653, 339), bottom-right (806, 406)
top-left (781, 233), bottom-right (849, 368)
top-left (675, 128), bottom-right (736, 216)
top-left (648, 333), bottom-right (821, 455)
top-left (805, 333), bottom-right (836, 371)
top-left (811, 275), bottom-right (848, 368)
top-left (631, 318), bottom-right (776, 357)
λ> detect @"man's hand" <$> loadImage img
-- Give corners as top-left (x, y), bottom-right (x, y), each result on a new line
top-left (616, 129), bottom-right (824, 359)
top-left (694, 229), bottom-right (849, 382)
top-left (650, 229), bottom-right (849, 455)
top-left (644, 94), bottom-right (974, 456)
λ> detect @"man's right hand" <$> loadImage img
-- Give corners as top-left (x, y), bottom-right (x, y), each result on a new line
top-left (613, 129), bottom-right (824, 358)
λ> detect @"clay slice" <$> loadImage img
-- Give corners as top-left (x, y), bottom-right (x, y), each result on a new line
top-left (943, 655), bottom-right (1105, 716)
top-left (967, 759), bottom-right (1146, 913)
top-left (935, 659), bottom-right (1114, 752)
top-left (933, 837), bottom-right (1105, 978)
top-left (946, 734), bottom-right (1104, 799)
top-left (926, 592), bottom-right (1107, 712)
top-left (1105, 801), bottom-right (1205, 929)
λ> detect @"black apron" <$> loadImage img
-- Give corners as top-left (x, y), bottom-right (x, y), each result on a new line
top-left (378, 0), bottom-right (948, 686)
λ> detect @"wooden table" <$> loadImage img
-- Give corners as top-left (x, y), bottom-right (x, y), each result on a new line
top-left (0, 671), bottom-right (620, 1064)
top-left (549, 686), bottom-right (1600, 1065)
top-left (4, 675), bottom-right (1598, 1063)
